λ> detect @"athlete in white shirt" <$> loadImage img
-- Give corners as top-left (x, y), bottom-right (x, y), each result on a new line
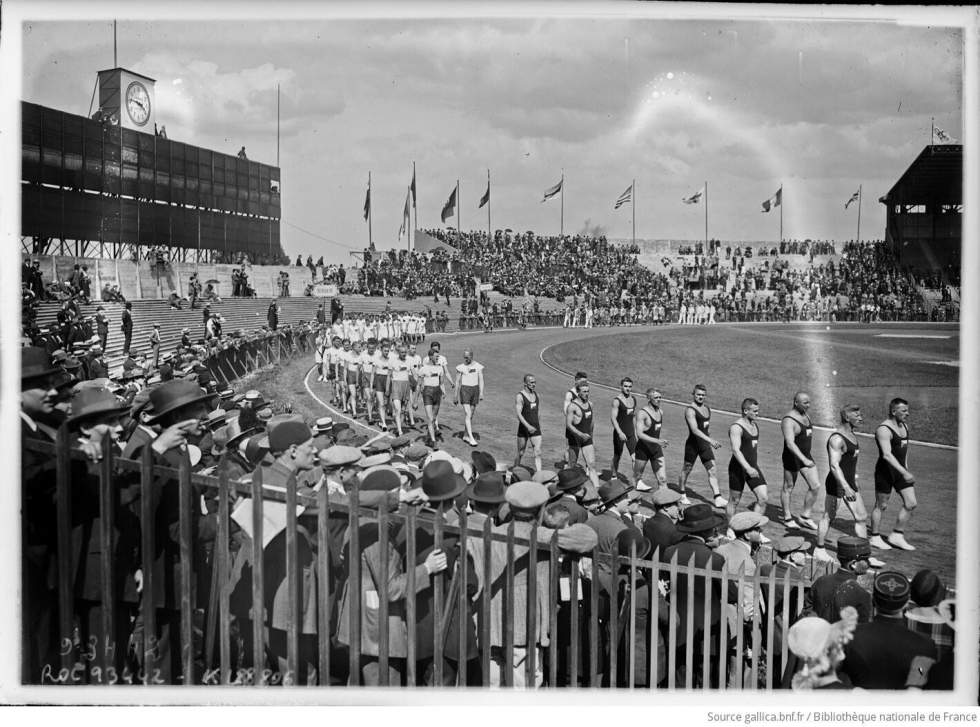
top-left (344, 340), bottom-right (362, 417)
top-left (454, 349), bottom-right (485, 447)
top-left (359, 339), bottom-right (378, 424)
top-left (371, 340), bottom-right (393, 431)
top-left (325, 336), bottom-right (344, 405)
top-left (406, 343), bottom-right (423, 413)
top-left (418, 348), bottom-right (446, 445)
top-left (389, 344), bottom-right (416, 437)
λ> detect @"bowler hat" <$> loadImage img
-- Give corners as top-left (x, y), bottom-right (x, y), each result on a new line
top-left (22, 347), bottom-right (60, 381)
top-left (267, 420), bottom-right (313, 453)
top-left (873, 571), bottom-right (911, 611)
top-left (470, 450), bottom-right (497, 474)
top-left (730, 511), bottom-right (769, 534)
top-left (910, 569), bottom-right (945, 608)
top-left (556, 467), bottom-right (587, 492)
top-left (465, 471), bottom-right (507, 504)
top-left (360, 466), bottom-right (403, 492)
top-left (677, 503), bottom-right (726, 534)
top-left (66, 388), bottom-right (129, 425)
top-left (145, 380), bottom-right (212, 423)
top-left (836, 536), bottom-right (871, 562)
top-left (421, 460), bottom-right (466, 503)
top-left (225, 419), bottom-right (258, 449)
top-left (504, 481), bottom-right (549, 511)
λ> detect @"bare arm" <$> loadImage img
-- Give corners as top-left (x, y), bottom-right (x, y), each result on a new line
top-left (781, 416), bottom-right (812, 466)
top-left (686, 407), bottom-right (718, 446)
top-left (828, 435), bottom-right (855, 499)
top-left (876, 425), bottom-right (914, 483)
top-left (565, 404), bottom-right (586, 441)
top-left (610, 398), bottom-right (626, 440)
top-left (730, 424), bottom-right (757, 476)
top-left (478, 369), bottom-right (484, 401)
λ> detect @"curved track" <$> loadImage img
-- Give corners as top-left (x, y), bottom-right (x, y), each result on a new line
top-left (299, 323), bottom-right (959, 585)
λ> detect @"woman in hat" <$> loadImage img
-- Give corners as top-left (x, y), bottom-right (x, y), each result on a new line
top-left (337, 467), bottom-right (448, 686)
top-left (787, 607), bottom-right (859, 690)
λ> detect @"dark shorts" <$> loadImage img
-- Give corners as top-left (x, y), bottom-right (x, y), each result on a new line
top-left (728, 457), bottom-right (766, 492)
top-left (459, 384), bottom-right (480, 407)
top-left (684, 436), bottom-right (715, 465)
top-left (874, 462), bottom-right (913, 494)
top-left (613, 434), bottom-right (637, 458)
top-left (422, 386), bottom-right (442, 406)
top-left (518, 423), bottom-right (541, 440)
top-left (781, 447), bottom-right (813, 473)
top-left (825, 472), bottom-right (858, 499)
top-left (566, 429), bottom-right (593, 448)
top-left (373, 374), bottom-right (388, 393)
top-left (635, 442), bottom-right (663, 463)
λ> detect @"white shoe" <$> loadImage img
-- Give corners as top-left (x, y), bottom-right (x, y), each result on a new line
top-left (796, 516), bottom-right (818, 531)
top-left (635, 479), bottom-right (652, 492)
top-left (812, 546), bottom-right (833, 563)
top-left (867, 556), bottom-right (886, 569)
top-left (887, 533), bottom-right (916, 551)
top-left (678, 494), bottom-right (692, 506)
top-left (713, 494), bottom-right (728, 508)
top-left (869, 535), bottom-right (892, 550)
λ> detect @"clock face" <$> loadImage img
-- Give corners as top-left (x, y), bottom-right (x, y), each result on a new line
top-left (125, 81), bottom-right (151, 126)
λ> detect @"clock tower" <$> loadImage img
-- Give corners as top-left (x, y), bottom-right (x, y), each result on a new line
top-left (96, 67), bottom-right (156, 131)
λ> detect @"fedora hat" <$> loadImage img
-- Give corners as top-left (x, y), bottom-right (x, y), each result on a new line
top-left (206, 408), bottom-right (229, 429)
top-left (22, 347), bottom-right (60, 381)
top-left (465, 471), bottom-right (507, 504)
top-left (224, 419), bottom-right (258, 449)
top-left (145, 380), bottom-right (212, 423)
top-left (617, 528), bottom-right (652, 559)
top-left (421, 460), bottom-right (466, 503)
top-left (556, 467), bottom-right (587, 492)
top-left (598, 479), bottom-right (630, 508)
top-left (66, 388), bottom-right (129, 425)
top-left (677, 503), bottom-right (726, 534)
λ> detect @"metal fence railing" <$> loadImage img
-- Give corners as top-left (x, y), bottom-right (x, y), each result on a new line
top-left (23, 421), bottom-right (832, 687)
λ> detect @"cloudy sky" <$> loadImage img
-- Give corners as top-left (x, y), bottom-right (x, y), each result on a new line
top-left (16, 4), bottom-right (965, 264)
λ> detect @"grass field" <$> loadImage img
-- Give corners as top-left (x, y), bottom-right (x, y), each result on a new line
top-left (545, 322), bottom-right (960, 446)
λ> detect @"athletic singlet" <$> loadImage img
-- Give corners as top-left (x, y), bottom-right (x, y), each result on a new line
top-left (641, 406), bottom-right (662, 442)
top-left (781, 414), bottom-right (813, 458)
top-left (687, 405), bottom-right (711, 436)
top-left (520, 390), bottom-right (540, 430)
top-left (732, 422), bottom-right (760, 470)
top-left (615, 394), bottom-right (637, 437)
top-left (827, 432), bottom-right (859, 486)
top-left (571, 400), bottom-right (594, 436)
top-left (875, 423), bottom-right (909, 469)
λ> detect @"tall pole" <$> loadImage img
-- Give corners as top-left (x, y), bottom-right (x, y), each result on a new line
top-left (931, 116), bottom-right (934, 145)
top-left (779, 183), bottom-right (784, 242)
top-left (456, 179), bottom-right (461, 247)
top-left (856, 184), bottom-right (863, 244)
top-left (276, 84), bottom-right (280, 167)
top-left (368, 171), bottom-right (373, 248)
top-left (703, 180), bottom-right (708, 291)
top-left (412, 161), bottom-right (417, 251)
top-left (560, 169), bottom-right (565, 237)
top-left (631, 178), bottom-right (636, 248)
top-left (487, 169), bottom-right (491, 248)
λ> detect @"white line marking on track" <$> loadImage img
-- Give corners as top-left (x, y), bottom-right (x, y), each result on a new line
top-left (926, 361), bottom-right (959, 367)
top-left (876, 334), bottom-right (952, 339)
top-left (537, 343), bottom-right (958, 451)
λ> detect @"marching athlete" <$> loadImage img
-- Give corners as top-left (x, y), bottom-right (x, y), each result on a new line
top-left (515, 374), bottom-right (543, 472)
top-left (870, 397), bottom-right (917, 551)
top-left (371, 340), bottom-right (393, 432)
top-left (610, 377), bottom-right (638, 481)
top-left (726, 397), bottom-right (769, 520)
top-left (780, 392), bottom-right (820, 530)
top-left (633, 387), bottom-right (669, 492)
top-left (677, 384), bottom-right (726, 507)
top-left (454, 349), bottom-right (485, 447)
top-left (419, 347), bottom-right (446, 445)
top-left (565, 381), bottom-right (599, 487)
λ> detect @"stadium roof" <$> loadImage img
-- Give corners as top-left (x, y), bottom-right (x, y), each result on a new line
top-left (880, 144), bottom-right (962, 206)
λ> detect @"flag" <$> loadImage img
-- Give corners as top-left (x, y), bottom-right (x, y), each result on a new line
top-left (844, 190), bottom-right (861, 209)
top-left (363, 183), bottom-right (370, 221)
top-left (479, 181), bottom-right (490, 209)
top-left (398, 186), bottom-right (411, 239)
top-left (410, 168), bottom-right (417, 206)
top-left (614, 184), bottom-right (632, 210)
top-left (541, 178), bottom-right (563, 203)
top-left (682, 186), bottom-right (704, 204)
top-left (441, 185), bottom-right (457, 223)
top-left (761, 187), bottom-right (782, 213)
top-left (933, 127), bottom-right (954, 143)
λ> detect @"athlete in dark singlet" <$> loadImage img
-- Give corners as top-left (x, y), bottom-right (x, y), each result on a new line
top-left (727, 397), bottom-right (769, 519)
top-left (870, 397), bottom-right (917, 551)
top-left (515, 374), bottom-right (543, 473)
top-left (780, 391), bottom-right (820, 531)
top-left (610, 377), bottom-right (638, 480)
top-left (563, 371), bottom-right (588, 466)
top-left (565, 381), bottom-right (598, 487)
top-left (633, 387), bottom-right (669, 492)
top-left (677, 383), bottom-right (725, 506)
top-left (814, 404), bottom-right (877, 564)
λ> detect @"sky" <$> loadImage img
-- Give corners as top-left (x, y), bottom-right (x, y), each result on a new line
top-left (15, 4), bottom-right (966, 265)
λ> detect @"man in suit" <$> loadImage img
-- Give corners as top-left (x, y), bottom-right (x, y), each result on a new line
top-left (121, 301), bottom-right (134, 355)
top-left (549, 467), bottom-right (590, 525)
top-left (642, 487), bottom-right (685, 557)
top-left (87, 345), bottom-right (108, 380)
top-left (841, 571), bottom-right (937, 689)
top-left (661, 503), bottom-right (735, 687)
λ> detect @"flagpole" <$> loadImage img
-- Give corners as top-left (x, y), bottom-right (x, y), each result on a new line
top-left (368, 171), bottom-right (373, 248)
top-left (412, 161), bottom-right (417, 251)
top-left (931, 117), bottom-right (934, 146)
top-left (456, 179), bottom-right (461, 247)
top-left (487, 169), bottom-right (491, 249)
top-left (560, 169), bottom-right (565, 237)
top-left (703, 180), bottom-right (708, 291)
top-left (631, 178), bottom-right (636, 248)
top-left (779, 183), bottom-right (783, 243)
top-left (856, 184), bottom-right (862, 244)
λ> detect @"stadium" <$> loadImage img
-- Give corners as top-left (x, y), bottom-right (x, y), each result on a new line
top-left (9, 8), bottom-right (976, 702)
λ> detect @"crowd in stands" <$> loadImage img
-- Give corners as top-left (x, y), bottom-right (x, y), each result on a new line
top-left (20, 317), bottom-right (959, 689)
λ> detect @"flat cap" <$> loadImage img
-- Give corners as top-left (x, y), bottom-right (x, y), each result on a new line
top-left (651, 488), bottom-right (682, 506)
top-left (358, 452), bottom-right (392, 468)
top-left (319, 445), bottom-right (363, 467)
top-left (405, 442), bottom-right (431, 461)
top-left (730, 511), bottom-right (769, 533)
top-left (505, 481), bottom-right (549, 511)
top-left (267, 420), bottom-right (313, 452)
top-left (774, 535), bottom-right (811, 555)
